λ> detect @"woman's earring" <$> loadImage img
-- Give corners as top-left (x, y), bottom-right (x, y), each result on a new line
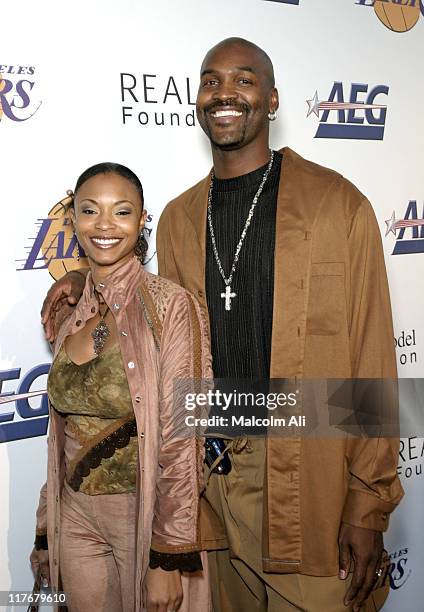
top-left (75, 235), bottom-right (81, 262)
top-left (134, 229), bottom-right (148, 263)
top-left (268, 110), bottom-right (277, 122)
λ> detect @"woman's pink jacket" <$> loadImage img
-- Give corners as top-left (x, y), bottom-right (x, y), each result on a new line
top-left (35, 257), bottom-right (212, 610)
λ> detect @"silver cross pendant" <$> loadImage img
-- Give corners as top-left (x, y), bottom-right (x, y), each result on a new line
top-left (221, 285), bottom-right (236, 311)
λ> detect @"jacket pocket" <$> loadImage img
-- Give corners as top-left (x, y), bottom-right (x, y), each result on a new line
top-left (306, 262), bottom-right (345, 336)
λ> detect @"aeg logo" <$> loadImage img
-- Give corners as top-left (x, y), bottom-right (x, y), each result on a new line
top-left (306, 82), bottom-right (389, 140)
top-left (263, 0), bottom-right (300, 4)
top-left (0, 365), bottom-right (50, 443)
top-left (385, 201), bottom-right (424, 254)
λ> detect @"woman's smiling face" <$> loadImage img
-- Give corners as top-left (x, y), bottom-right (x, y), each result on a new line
top-left (71, 172), bottom-right (146, 276)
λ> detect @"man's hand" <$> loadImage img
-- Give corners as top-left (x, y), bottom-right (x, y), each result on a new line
top-left (41, 270), bottom-right (87, 343)
top-left (144, 566), bottom-right (183, 612)
top-left (339, 522), bottom-right (383, 611)
top-left (29, 547), bottom-right (50, 588)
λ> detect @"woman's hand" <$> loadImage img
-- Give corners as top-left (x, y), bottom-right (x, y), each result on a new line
top-left (29, 547), bottom-right (50, 587)
top-left (144, 566), bottom-right (183, 612)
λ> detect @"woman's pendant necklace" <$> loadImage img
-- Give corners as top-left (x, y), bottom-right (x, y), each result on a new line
top-left (91, 306), bottom-right (110, 355)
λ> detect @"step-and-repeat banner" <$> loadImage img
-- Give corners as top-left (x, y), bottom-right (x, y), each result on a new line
top-left (1, 1), bottom-right (422, 610)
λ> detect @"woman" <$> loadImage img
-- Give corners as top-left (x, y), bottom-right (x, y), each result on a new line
top-left (30, 163), bottom-right (211, 612)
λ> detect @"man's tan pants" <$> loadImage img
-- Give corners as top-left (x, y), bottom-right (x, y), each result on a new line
top-left (205, 438), bottom-right (355, 612)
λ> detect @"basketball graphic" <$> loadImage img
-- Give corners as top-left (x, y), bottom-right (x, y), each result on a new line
top-left (41, 194), bottom-right (88, 280)
top-left (374, 1), bottom-right (421, 32)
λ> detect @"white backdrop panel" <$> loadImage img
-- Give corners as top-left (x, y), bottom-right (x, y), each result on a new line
top-left (1, 1), bottom-right (422, 610)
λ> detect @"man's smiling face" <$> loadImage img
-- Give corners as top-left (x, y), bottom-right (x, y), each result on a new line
top-left (196, 40), bottom-right (277, 151)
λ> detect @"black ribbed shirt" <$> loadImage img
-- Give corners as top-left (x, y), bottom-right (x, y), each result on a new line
top-left (206, 151), bottom-right (282, 379)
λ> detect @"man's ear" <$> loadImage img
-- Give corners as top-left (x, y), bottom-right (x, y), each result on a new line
top-left (270, 87), bottom-right (279, 113)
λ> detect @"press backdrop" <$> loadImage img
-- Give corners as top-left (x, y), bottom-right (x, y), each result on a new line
top-left (1, 1), bottom-right (423, 610)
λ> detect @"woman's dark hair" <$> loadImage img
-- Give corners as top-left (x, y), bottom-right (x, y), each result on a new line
top-left (74, 162), bottom-right (144, 206)
top-left (73, 162), bottom-right (148, 262)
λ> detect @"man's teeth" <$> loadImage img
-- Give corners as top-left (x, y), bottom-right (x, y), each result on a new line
top-left (211, 110), bottom-right (243, 118)
top-left (92, 238), bottom-right (120, 245)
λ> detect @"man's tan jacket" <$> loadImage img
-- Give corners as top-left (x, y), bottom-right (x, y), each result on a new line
top-left (156, 147), bottom-right (404, 576)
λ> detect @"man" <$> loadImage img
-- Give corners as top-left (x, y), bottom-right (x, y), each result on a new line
top-left (43, 38), bottom-right (403, 612)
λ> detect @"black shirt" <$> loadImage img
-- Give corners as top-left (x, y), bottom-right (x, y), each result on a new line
top-left (206, 151), bottom-right (282, 379)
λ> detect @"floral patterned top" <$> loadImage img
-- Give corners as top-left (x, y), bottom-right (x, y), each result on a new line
top-left (47, 343), bottom-right (138, 495)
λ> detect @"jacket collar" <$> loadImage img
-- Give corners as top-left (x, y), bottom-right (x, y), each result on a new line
top-left (54, 256), bottom-right (145, 356)
top-left (183, 171), bottom-right (212, 261)
top-left (76, 256), bottom-right (145, 322)
top-left (182, 146), bottom-right (290, 256)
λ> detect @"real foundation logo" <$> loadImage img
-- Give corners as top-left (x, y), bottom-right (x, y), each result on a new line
top-left (0, 64), bottom-right (42, 123)
top-left (356, 0), bottom-right (423, 32)
top-left (398, 437), bottom-right (423, 481)
top-left (120, 72), bottom-right (197, 128)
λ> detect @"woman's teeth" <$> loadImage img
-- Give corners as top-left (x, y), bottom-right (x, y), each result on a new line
top-left (91, 238), bottom-right (121, 247)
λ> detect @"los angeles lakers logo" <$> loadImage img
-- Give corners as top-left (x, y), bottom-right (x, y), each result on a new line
top-left (17, 193), bottom-right (88, 280)
top-left (0, 65), bottom-right (42, 123)
top-left (374, 0), bottom-right (421, 32)
top-left (42, 195), bottom-right (88, 279)
top-left (356, 0), bottom-right (423, 32)
top-left (0, 76), bottom-right (4, 122)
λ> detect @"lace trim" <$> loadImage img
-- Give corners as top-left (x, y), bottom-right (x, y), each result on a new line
top-left (149, 549), bottom-right (202, 573)
top-left (68, 418), bottom-right (137, 491)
